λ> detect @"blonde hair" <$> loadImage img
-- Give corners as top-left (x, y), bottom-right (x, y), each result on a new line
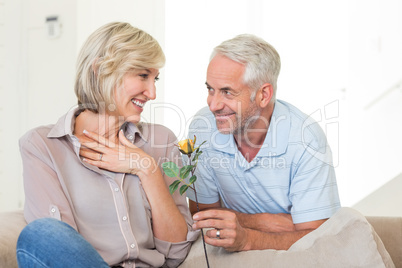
top-left (74, 22), bottom-right (165, 112)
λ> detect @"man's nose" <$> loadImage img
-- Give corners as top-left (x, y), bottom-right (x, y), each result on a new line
top-left (207, 94), bottom-right (224, 112)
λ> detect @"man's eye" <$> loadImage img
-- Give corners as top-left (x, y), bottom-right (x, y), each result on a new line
top-left (223, 90), bottom-right (231, 96)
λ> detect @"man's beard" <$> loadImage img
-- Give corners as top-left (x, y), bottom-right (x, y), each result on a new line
top-left (215, 103), bottom-right (262, 135)
top-left (232, 104), bottom-right (261, 135)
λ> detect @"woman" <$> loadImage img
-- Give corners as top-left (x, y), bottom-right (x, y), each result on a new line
top-left (17, 22), bottom-right (198, 267)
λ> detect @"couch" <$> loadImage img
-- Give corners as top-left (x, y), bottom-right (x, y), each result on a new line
top-left (1, 209), bottom-right (401, 268)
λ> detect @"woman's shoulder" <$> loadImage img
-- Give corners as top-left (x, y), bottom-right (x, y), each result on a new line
top-left (20, 125), bottom-right (55, 145)
top-left (19, 124), bottom-right (60, 158)
top-left (139, 122), bottom-right (178, 143)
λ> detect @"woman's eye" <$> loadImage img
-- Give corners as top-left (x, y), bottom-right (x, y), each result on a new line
top-left (155, 76), bottom-right (160, 82)
top-left (139, 74), bottom-right (149, 79)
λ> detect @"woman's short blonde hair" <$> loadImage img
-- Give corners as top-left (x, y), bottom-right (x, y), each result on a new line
top-left (74, 22), bottom-right (165, 113)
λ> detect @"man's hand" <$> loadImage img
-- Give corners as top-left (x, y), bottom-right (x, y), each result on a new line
top-left (189, 200), bottom-right (327, 250)
top-left (189, 200), bottom-right (296, 233)
top-left (192, 209), bottom-right (250, 252)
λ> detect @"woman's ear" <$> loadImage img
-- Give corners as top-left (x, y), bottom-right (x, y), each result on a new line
top-left (258, 83), bottom-right (274, 108)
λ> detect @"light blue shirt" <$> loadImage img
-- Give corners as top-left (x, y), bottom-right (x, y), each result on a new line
top-left (186, 100), bottom-right (341, 224)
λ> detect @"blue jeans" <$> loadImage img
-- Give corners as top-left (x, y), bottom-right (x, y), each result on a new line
top-left (17, 218), bottom-right (110, 268)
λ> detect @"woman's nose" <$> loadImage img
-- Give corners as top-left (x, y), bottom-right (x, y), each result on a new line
top-left (145, 83), bottom-right (156, 100)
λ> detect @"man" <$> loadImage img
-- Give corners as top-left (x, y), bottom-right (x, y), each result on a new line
top-left (186, 34), bottom-right (341, 252)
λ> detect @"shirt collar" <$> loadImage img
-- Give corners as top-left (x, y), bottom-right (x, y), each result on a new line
top-left (258, 100), bottom-right (290, 157)
top-left (47, 106), bottom-right (148, 143)
top-left (120, 121), bottom-right (148, 143)
top-left (211, 100), bottom-right (290, 157)
top-left (47, 106), bottom-right (78, 138)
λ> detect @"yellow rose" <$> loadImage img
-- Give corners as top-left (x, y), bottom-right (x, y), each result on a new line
top-left (178, 136), bottom-right (196, 155)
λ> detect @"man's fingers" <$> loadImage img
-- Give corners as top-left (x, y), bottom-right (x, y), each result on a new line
top-left (206, 228), bottom-right (226, 239)
top-left (192, 218), bottom-right (228, 231)
top-left (203, 231), bottom-right (240, 252)
top-left (193, 209), bottom-right (234, 221)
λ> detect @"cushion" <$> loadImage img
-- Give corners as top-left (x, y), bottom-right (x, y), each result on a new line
top-left (0, 210), bottom-right (26, 268)
top-left (179, 207), bottom-right (395, 268)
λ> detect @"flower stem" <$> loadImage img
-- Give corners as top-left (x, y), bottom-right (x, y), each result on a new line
top-left (188, 153), bottom-right (210, 267)
top-left (193, 182), bottom-right (210, 268)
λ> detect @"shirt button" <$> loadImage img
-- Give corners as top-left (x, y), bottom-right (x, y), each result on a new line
top-left (122, 216), bottom-right (127, 221)
top-left (51, 208), bottom-right (56, 213)
top-left (114, 188), bottom-right (119, 192)
top-left (128, 135), bottom-right (133, 140)
top-left (130, 244), bottom-right (135, 249)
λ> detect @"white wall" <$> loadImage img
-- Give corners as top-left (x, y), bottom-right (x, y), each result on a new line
top-left (346, 0), bottom-right (402, 207)
top-left (0, 0), bottom-right (401, 213)
top-left (1, 0), bottom-right (27, 211)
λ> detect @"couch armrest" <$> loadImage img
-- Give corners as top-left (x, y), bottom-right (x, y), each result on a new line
top-left (0, 210), bottom-right (26, 268)
top-left (367, 216), bottom-right (402, 268)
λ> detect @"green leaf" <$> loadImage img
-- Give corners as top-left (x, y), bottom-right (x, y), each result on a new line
top-left (192, 150), bottom-right (203, 162)
top-left (194, 140), bottom-right (206, 152)
top-left (189, 175), bottom-right (197, 184)
top-left (180, 165), bottom-right (193, 179)
top-left (169, 180), bottom-right (181, 194)
top-left (179, 184), bottom-right (189, 195)
top-left (162, 162), bottom-right (180, 177)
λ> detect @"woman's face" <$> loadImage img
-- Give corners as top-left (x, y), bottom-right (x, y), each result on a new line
top-left (113, 68), bottom-right (160, 124)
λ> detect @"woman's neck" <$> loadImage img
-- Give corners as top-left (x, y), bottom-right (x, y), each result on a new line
top-left (74, 109), bottom-right (122, 143)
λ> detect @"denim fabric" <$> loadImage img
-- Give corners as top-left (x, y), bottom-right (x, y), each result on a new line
top-left (16, 218), bottom-right (109, 268)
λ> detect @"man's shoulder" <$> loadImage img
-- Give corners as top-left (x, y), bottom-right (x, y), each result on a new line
top-left (277, 100), bottom-right (328, 149)
top-left (188, 106), bottom-right (216, 135)
top-left (276, 100), bottom-right (309, 123)
top-left (190, 106), bottom-right (215, 124)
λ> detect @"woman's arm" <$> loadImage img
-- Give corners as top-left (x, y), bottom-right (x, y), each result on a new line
top-left (19, 130), bottom-right (77, 229)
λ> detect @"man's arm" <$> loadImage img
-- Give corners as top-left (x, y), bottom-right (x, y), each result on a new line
top-left (189, 200), bottom-right (326, 251)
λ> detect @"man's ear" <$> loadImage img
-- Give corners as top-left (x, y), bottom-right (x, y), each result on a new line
top-left (257, 83), bottom-right (273, 108)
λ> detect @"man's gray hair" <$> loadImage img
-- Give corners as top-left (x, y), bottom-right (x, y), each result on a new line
top-left (210, 34), bottom-right (281, 100)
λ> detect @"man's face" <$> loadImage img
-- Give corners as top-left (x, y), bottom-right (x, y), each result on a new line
top-left (206, 55), bottom-right (261, 135)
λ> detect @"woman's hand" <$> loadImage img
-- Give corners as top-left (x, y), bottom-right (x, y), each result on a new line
top-left (79, 129), bottom-right (158, 177)
top-left (80, 129), bottom-right (188, 242)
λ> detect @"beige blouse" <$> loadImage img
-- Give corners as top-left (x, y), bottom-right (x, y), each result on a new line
top-left (19, 107), bottom-right (199, 267)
